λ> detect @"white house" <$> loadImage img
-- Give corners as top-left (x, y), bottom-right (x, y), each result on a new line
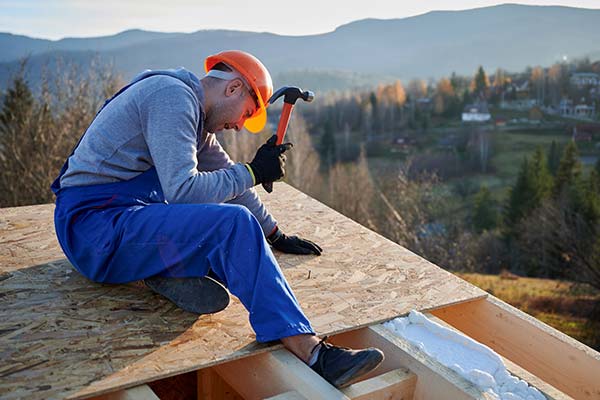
top-left (462, 102), bottom-right (491, 122)
top-left (570, 72), bottom-right (600, 88)
top-left (574, 103), bottom-right (596, 119)
top-left (559, 98), bottom-right (596, 119)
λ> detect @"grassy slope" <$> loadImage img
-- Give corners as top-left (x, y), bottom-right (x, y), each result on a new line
top-left (433, 128), bottom-right (582, 221)
top-left (458, 272), bottom-right (600, 350)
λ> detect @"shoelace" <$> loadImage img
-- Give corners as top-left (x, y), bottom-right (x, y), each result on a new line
top-left (310, 335), bottom-right (353, 356)
top-left (310, 335), bottom-right (329, 356)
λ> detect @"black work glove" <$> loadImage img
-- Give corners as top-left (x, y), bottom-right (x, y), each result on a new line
top-left (267, 227), bottom-right (322, 256)
top-left (247, 135), bottom-right (293, 185)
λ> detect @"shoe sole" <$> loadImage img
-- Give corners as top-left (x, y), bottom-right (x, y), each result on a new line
top-left (333, 349), bottom-right (385, 388)
top-left (144, 276), bottom-right (230, 315)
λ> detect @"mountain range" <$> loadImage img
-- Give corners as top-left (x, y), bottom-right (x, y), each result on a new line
top-left (1, 3), bottom-right (600, 92)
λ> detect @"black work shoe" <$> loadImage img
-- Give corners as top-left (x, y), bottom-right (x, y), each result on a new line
top-left (310, 337), bottom-right (385, 388)
top-left (143, 275), bottom-right (230, 315)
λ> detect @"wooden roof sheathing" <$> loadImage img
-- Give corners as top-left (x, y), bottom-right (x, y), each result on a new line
top-left (0, 183), bottom-right (486, 399)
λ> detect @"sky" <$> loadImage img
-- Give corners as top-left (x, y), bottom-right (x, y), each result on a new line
top-left (1, 0), bottom-right (599, 40)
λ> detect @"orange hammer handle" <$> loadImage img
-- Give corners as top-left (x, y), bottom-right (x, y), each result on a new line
top-left (262, 102), bottom-right (295, 194)
top-left (276, 103), bottom-right (294, 145)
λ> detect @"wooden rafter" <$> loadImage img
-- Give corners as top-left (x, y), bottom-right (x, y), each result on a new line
top-left (432, 297), bottom-right (600, 399)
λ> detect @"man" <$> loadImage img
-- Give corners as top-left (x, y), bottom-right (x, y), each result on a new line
top-left (51, 50), bottom-right (383, 388)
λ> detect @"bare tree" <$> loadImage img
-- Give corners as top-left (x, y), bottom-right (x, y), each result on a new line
top-left (326, 149), bottom-right (376, 230)
top-left (282, 115), bottom-right (323, 199)
top-left (0, 58), bottom-right (123, 207)
top-left (530, 66), bottom-right (545, 105)
top-left (407, 79), bottom-right (427, 100)
top-left (216, 128), bottom-right (268, 164)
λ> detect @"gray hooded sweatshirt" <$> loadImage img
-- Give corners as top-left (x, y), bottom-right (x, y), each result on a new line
top-left (60, 68), bottom-right (276, 234)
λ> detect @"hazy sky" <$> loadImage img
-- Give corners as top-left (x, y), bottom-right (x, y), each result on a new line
top-left (1, 0), bottom-right (599, 40)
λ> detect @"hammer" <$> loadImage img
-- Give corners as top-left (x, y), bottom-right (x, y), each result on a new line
top-left (263, 86), bottom-right (315, 193)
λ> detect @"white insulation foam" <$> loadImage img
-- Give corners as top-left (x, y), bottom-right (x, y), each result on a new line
top-left (382, 311), bottom-right (546, 400)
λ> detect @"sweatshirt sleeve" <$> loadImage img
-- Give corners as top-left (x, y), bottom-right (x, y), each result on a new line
top-left (197, 133), bottom-right (277, 235)
top-left (139, 83), bottom-right (254, 204)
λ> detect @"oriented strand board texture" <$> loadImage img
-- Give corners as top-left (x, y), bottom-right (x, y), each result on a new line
top-left (0, 183), bottom-right (485, 400)
top-left (0, 204), bottom-right (62, 273)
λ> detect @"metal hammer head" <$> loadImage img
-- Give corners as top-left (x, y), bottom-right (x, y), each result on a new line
top-left (268, 86), bottom-right (315, 105)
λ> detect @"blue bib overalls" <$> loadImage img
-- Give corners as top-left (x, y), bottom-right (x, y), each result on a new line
top-left (51, 74), bottom-right (314, 342)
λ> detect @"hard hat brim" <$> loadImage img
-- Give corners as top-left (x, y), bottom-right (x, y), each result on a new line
top-left (244, 97), bottom-right (267, 133)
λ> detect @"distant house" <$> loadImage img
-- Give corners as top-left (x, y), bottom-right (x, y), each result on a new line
top-left (559, 98), bottom-right (596, 119)
top-left (559, 99), bottom-right (574, 117)
top-left (529, 106), bottom-right (543, 121)
top-left (392, 136), bottom-right (416, 151)
top-left (499, 98), bottom-right (538, 110)
top-left (515, 81), bottom-right (530, 99)
top-left (416, 97), bottom-right (433, 112)
top-left (574, 103), bottom-right (596, 119)
top-left (462, 101), bottom-right (491, 122)
top-left (570, 72), bottom-right (600, 88)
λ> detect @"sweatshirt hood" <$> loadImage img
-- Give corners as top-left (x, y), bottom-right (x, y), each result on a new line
top-left (130, 67), bottom-right (205, 107)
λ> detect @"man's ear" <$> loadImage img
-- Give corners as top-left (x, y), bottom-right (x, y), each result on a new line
top-left (225, 78), bottom-right (244, 97)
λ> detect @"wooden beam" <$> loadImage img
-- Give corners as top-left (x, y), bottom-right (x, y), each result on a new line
top-left (148, 370), bottom-right (197, 400)
top-left (334, 326), bottom-right (493, 400)
top-left (425, 313), bottom-right (572, 400)
top-left (197, 368), bottom-right (218, 400)
top-left (341, 367), bottom-right (417, 400)
top-left (213, 349), bottom-right (350, 400)
top-left (197, 367), bottom-right (243, 400)
top-left (431, 296), bottom-right (600, 400)
top-left (264, 391), bottom-right (309, 400)
top-left (88, 384), bottom-right (159, 400)
top-left (502, 358), bottom-right (572, 400)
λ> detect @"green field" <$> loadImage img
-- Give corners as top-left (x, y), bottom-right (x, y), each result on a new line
top-left (491, 129), bottom-right (571, 181)
top-left (450, 128), bottom-right (589, 218)
top-left (366, 124), bottom-right (599, 223)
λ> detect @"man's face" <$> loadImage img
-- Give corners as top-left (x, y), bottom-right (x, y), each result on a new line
top-left (205, 78), bottom-right (258, 133)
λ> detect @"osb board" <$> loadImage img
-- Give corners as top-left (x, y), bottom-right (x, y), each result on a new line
top-left (0, 203), bottom-right (62, 273)
top-left (0, 183), bottom-right (486, 400)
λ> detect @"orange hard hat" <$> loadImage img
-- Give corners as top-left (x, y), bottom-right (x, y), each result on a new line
top-left (204, 50), bottom-right (273, 133)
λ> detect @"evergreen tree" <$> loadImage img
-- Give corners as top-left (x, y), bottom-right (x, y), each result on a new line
top-left (547, 140), bottom-right (561, 176)
top-left (505, 157), bottom-right (537, 234)
top-left (472, 66), bottom-right (490, 98)
top-left (505, 149), bottom-right (554, 274)
top-left (473, 186), bottom-right (498, 232)
top-left (583, 170), bottom-right (600, 224)
top-left (461, 88), bottom-right (471, 109)
top-left (320, 119), bottom-right (336, 169)
top-left (450, 71), bottom-right (461, 92)
top-left (530, 147), bottom-right (553, 201)
top-left (553, 141), bottom-right (582, 198)
top-left (369, 92), bottom-right (380, 133)
top-left (589, 169), bottom-right (600, 195)
top-left (0, 74), bottom-right (34, 137)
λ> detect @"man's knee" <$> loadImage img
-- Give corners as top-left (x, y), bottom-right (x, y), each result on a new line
top-left (223, 203), bottom-right (254, 221)
top-left (221, 204), bottom-right (263, 236)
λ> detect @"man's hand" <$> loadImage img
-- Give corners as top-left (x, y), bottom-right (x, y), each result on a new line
top-left (267, 227), bottom-right (322, 256)
top-left (247, 135), bottom-right (293, 185)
